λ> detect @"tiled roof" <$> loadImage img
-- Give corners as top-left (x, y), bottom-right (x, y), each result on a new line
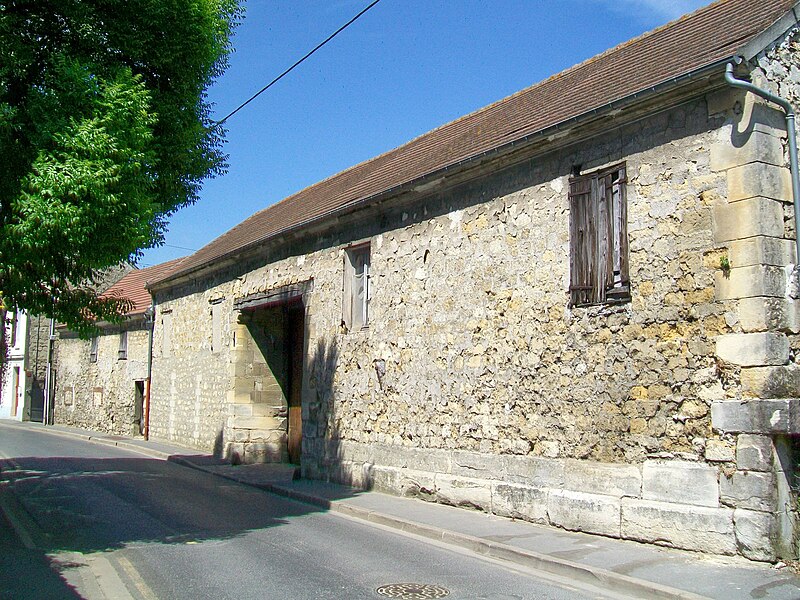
top-left (102, 258), bottom-right (185, 315)
top-left (157, 0), bottom-right (797, 285)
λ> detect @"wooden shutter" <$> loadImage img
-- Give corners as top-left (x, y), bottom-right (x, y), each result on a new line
top-left (118, 330), bottom-right (127, 360)
top-left (342, 252), bottom-right (353, 330)
top-left (570, 164), bottom-right (628, 306)
top-left (614, 168), bottom-right (629, 292)
top-left (343, 245), bottom-right (370, 330)
top-left (352, 248), bottom-right (369, 329)
top-left (569, 176), bottom-right (595, 306)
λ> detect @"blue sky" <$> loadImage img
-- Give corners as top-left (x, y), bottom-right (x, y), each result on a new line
top-left (140, 0), bottom-right (711, 267)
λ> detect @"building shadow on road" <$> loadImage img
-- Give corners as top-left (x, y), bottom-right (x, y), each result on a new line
top-left (0, 507), bottom-right (83, 600)
top-left (0, 447), bottom-right (359, 599)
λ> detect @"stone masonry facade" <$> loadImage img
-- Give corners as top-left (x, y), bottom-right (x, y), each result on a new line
top-left (150, 31), bottom-right (800, 561)
top-left (54, 323), bottom-right (149, 436)
top-left (24, 314), bottom-right (51, 422)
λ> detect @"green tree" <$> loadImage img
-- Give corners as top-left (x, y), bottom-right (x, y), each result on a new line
top-left (0, 0), bottom-right (241, 335)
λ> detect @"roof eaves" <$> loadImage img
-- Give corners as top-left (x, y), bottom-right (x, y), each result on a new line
top-left (153, 58), bottom-right (732, 290)
top-left (739, 1), bottom-right (800, 59)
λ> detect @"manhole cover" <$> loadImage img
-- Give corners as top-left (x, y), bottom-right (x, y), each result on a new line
top-left (376, 583), bottom-right (450, 599)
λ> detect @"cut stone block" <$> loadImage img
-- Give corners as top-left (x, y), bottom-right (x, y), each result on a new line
top-left (503, 455), bottom-right (565, 488)
top-left (435, 474), bottom-right (492, 512)
top-left (705, 440), bottom-right (735, 462)
top-left (337, 440), bottom-right (374, 464)
top-left (715, 265), bottom-right (787, 300)
top-left (387, 446), bottom-right (450, 474)
top-left (734, 508), bottom-right (777, 562)
top-left (712, 197), bottom-right (784, 243)
top-left (720, 470), bottom-right (777, 512)
top-left (492, 482), bottom-right (549, 524)
top-left (711, 128), bottom-right (785, 171)
top-left (229, 403), bottom-right (253, 417)
top-left (727, 162), bottom-right (792, 203)
top-left (621, 498), bottom-right (736, 555)
top-left (727, 237), bottom-right (795, 268)
top-left (397, 469), bottom-right (437, 499)
top-left (715, 332), bottom-right (789, 367)
top-left (232, 415), bottom-right (282, 430)
top-left (243, 441), bottom-right (284, 464)
top-left (741, 365), bottom-right (800, 398)
top-left (737, 297), bottom-right (800, 334)
top-left (736, 434), bottom-right (774, 472)
top-left (329, 461), bottom-right (371, 489)
top-left (450, 449), bottom-right (503, 478)
top-left (369, 464), bottom-right (397, 492)
top-left (547, 489), bottom-right (621, 538)
top-left (642, 461), bottom-right (719, 507)
top-left (561, 459), bottom-right (641, 497)
top-left (712, 398), bottom-right (800, 434)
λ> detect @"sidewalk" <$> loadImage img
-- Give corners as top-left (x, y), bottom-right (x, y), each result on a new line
top-left (6, 420), bottom-right (800, 600)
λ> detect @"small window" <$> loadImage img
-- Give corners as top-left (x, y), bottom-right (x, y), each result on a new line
top-left (118, 330), bottom-right (128, 360)
top-left (343, 244), bottom-right (371, 330)
top-left (89, 336), bottom-right (99, 363)
top-left (569, 163), bottom-right (630, 306)
top-left (161, 311), bottom-right (173, 357)
top-left (210, 301), bottom-right (223, 352)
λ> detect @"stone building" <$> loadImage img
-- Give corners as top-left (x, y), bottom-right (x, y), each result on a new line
top-left (53, 260), bottom-right (182, 436)
top-left (147, 0), bottom-right (800, 561)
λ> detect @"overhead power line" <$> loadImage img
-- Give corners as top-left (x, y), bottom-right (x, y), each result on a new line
top-left (216, 0), bottom-right (382, 125)
top-left (164, 243), bottom-right (198, 252)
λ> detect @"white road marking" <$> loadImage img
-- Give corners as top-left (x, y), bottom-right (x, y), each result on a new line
top-left (52, 551), bottom-right (155, 600)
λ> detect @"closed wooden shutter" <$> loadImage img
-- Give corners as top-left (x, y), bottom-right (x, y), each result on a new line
top-left (569, 164), bottom-right (629, 306)
top-left (569, 175), bottom-right (596, 306)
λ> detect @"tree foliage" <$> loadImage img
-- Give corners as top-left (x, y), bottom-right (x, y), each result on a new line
top-left (0, 0), bottom-right (241, 335)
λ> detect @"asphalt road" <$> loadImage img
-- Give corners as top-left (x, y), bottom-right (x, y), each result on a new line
top-left (0, 423), bottom-right (620, 600)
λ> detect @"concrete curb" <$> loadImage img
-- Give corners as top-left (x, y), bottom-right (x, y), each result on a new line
top-left (3, 423), bottom-right (712, 600)
top-left (2, 422), bottom-right (176, 460)
top-left (171, 457), bottom-right (711, 600)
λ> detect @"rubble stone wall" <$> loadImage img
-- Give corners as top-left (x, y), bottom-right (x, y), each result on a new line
top-left (148, 285), bottom-right (234, 453)
top-left (54, 325), bottom-right (148, 436)
top-left (24, 314), bottom-right (51, 422)
top-left (150, 31), bottom-right (800, 560)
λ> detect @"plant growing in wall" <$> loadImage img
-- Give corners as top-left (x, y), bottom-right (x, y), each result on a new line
top-left (719, 255), bottom-right (731, 278)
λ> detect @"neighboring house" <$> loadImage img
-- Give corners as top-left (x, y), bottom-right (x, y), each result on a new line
top-left (53, 260), bottom-right (182, 436)
top-left (1, 308), bottom-right (28, 421)
top-left (147, 0), bottom-right (800, 561)
top-left (1, 265), bottom-right (133, 424)
top-left (1, 309), bottom-right (53, 422)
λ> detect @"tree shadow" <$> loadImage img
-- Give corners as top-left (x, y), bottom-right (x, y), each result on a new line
top-left (0, 508), bottom-right (83, 599)
top-left (303, 336), bottom-right (345, 482)
top-left (0, 444), bottom-right (356, 599)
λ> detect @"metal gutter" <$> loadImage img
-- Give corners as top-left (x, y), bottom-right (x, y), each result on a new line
top-left (725, 59), bottom-right (800, 266)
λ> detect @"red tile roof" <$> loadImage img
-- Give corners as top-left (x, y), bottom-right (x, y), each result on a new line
top-left (156, 0), bottom-right (797, 285)
top-left (102, 258), bottom-right (185, 315)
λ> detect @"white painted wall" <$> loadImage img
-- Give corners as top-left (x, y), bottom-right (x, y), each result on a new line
top-left (1, 309), bottom-right (27, 421)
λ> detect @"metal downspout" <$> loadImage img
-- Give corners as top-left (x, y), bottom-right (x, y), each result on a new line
top-left (44, 317), bottom-right (54, 425)
top-left (725, 59), bottom-right (800, 267)
top-left (144, 302), bottom-right (155, 440)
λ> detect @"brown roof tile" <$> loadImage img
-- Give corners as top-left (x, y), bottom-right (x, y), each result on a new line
top-left (160, 0), bottom-right (796, 284)
top-left (102, 258), bottom-right (185, 315)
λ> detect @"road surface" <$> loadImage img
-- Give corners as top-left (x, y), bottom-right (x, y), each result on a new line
top-left (0, 422), bottom-right (620, 599)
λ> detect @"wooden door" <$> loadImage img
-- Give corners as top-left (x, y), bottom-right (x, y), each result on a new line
top-left (134, 381), bottom-right (145, 436)
top-left (286, 302), bottom-right (305, 465)
top-left (11, 367), bottom-right (20, 417)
